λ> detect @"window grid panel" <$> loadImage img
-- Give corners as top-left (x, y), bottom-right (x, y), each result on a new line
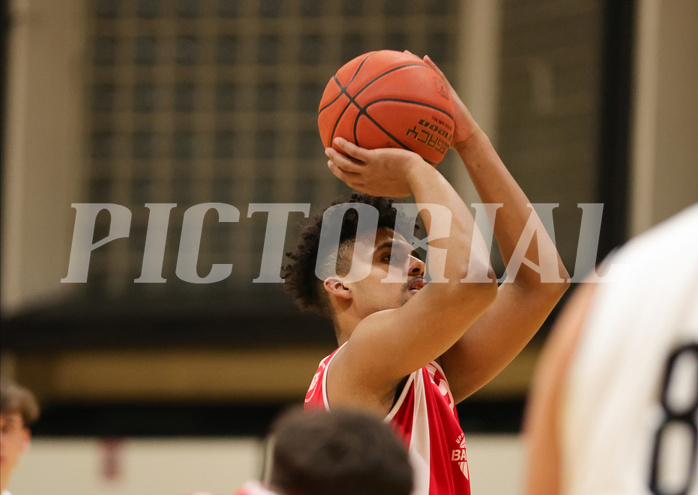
top-left (85, 0), bottom-right (458, 297)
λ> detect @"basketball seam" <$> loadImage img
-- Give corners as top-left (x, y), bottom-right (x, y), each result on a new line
top-left (363, 98), bottom-right (455, 122)
top-left (333, 63), bottom-right (438, 148)
top-left (352, 106), bottom-right (413, 154)
top-left (319, 52), bottom-right (374, 114)
top-left (324, 59), bottom-right (447, 163)
top-left (327, 53), bottom-right (376, 145)
top-left (352, 97), bottom-right (453, 160)
top-left (351, 63), bottom-right (430, 101)
top-left (338, 64), bottom-right (428, 142)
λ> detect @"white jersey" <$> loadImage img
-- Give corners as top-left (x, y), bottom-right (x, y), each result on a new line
top-left (563, 204), bottom-right (698, 495)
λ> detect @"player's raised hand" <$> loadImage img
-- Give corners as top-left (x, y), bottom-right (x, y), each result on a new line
top-left (326, 137), bottom-right (428, 198)
top-left (422, 54), bottom-right (482, 149)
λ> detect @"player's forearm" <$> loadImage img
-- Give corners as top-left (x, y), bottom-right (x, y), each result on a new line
top-left (404, 161), bottom-right (493, 284)
top-left (455, 130), bottom-right (569, 286)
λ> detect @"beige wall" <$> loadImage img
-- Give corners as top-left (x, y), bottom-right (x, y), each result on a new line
top-left (9, 438), bottom-right (263, 495)
top-left (631, 0), bottom-right (698, 235)
top-left (2, 0), bottom-right (87, 315)
top-left (8, 435), bottom-right (523, 495)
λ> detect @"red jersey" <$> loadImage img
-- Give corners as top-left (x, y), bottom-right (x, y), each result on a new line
top-left (305, 349), bottom-right (471, 495)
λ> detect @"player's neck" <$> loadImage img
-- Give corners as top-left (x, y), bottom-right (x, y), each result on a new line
top-left (334, 313), bottom-right (361, 347)
top-left (331, 298), bottom-right (364, 346)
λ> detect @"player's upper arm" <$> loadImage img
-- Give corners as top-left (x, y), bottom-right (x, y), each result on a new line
top-left (328, 275), bottom-right (497, 411)
top-left (440, 276), bottom-right (569, 404)
top-left (523, 283), bottom-right (596, 495)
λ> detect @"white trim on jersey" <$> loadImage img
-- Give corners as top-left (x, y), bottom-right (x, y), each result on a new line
top-left (320, 350), bottom-right (432, 495)
top-left (385, 373), bottom-right (416, 422)
top-left (319, 342), bottom-right (345, 411)
top-left (407, 368), bottom-right (432, 495)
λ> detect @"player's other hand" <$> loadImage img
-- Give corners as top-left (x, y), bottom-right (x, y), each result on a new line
top-left (326, 137), bottom-right (426, 198)
top-left (421, 54), bottom-right (482, 150)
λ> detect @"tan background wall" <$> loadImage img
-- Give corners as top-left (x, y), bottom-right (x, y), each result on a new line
top-left (631, 0), bottom-right (698, 235)
top-left (2, 0), bottom-right (86, 315)
top-left (9, 438), bottom-right (263, 495)
top-left (9, 435), bottom-right (523, 495)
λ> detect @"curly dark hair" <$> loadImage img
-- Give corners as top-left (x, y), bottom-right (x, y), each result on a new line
top-left (282, 193), bottom-right (401, 319)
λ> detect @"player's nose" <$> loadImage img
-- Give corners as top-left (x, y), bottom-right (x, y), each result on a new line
top-left (409, 256), bottom-right (425, 277)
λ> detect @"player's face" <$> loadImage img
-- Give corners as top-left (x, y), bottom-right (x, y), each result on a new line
top-left (0, 412), bottom-right (30, 487)
top-left (347, 227), bottom-right (426, 316)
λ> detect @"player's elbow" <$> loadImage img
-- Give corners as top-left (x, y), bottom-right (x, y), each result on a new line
top-left (551, 275), bottom-right (571, 297)
top-left (538, 263), bottom-right (571, 300)
top-left (526, 274), bottom-right (570, 311)
top-left (512, 258), bottom-right (570, 300)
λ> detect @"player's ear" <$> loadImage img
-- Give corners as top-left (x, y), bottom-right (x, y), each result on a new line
top-left (323, 277), bottom-right (352, 300)
top-left (22, 427), bottom-right (31, 452)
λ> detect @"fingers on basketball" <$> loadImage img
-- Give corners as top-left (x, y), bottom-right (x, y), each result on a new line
top-left (327, 161), bottom-right (364, 189)
top-left (423, 55), bottom-right (453, 91)
top-left (318, 50), bottom-right (455, 165)
top-left (332, 138), bottom-right (370, 163)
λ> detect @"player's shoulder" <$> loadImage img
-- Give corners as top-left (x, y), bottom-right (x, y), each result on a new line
top-left (617, 203), bottom-right (698, 263)
top-left (576, 204), bottom-right (698, 354)
top-left (595, 203), bottom-right (698, 294)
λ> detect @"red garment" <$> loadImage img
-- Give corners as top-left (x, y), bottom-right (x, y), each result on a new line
top-left (305, 349), bottom-right (471, 495)
top-left (232, 481), bottom-right (278, 495)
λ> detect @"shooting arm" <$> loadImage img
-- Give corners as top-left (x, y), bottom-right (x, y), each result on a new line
top-left (325, 140), bottom-right (497, 413)
top-left (441, 129), bottom-right (570, 402)
top-left (421, 55), bottom-right (569, 402)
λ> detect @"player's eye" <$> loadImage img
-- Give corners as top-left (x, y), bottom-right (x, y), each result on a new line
top-left (383, 252), bottom-right (404, 263)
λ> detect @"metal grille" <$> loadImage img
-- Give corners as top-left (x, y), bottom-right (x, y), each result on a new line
top-left (85, 0), bottom-right (459, 298)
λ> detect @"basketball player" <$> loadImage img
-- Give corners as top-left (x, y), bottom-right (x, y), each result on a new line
top-left (0, 379), bottom-right (40, 495)
top-left (283, 55), bottom-right (570, 495)
top-left (189, 407), bottom-right (412, 495)
top-left (524, 203), bottom-right (698, 495)
top-left (234, 407), bottom-right (413, 495)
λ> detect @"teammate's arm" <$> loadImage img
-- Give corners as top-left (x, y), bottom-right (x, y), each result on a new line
top-left (324, 139), bottom-right (498, 414)
top-left (424, 56), bottom-right (571, 403)
top-left (524, 283), bottom-right (595, 495)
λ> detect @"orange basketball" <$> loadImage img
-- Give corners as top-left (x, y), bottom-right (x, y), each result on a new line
top-left (318, 50), bottom-right (455, 165)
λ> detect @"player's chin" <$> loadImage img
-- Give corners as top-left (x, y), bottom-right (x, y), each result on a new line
top-left (403, 288), bottom-right (419, 302)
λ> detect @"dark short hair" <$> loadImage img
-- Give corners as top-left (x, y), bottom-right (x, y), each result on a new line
top-left (269, 407), bottom-right (413, 495)
top-left (0, 378), bottom-right (40, 427)
top-left (282, 193), bottom-right (400, 318)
